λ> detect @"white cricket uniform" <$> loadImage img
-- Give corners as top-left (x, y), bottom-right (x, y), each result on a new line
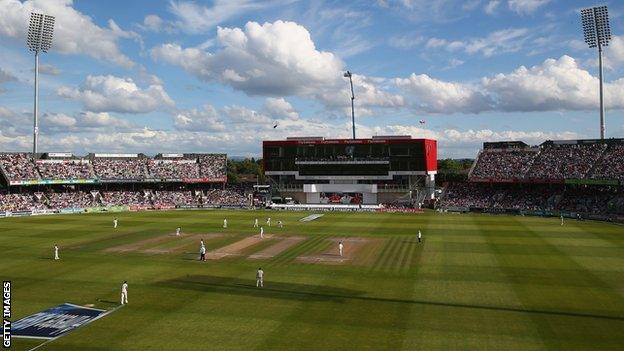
top-left (113, 219), bottom-right (118, 229)
top-left (54, 246), bottom-right (59, 260)
top-left (339, 243), bottom-right (344, 257)
top-left (260, 227), bottom-right (264, 239)
top-left (254, 219), bottom-right (258, 228)
top-left (256, 270), bottom-right (264, 287)
top-left (176, 228), bottom-right (181, 236)
top-left (121, 283), bottom-right (128, 304)
top-left (267, 218), bottom-right (271, 227)
top-left (278, 221), bottom-right (283, 228)
top-left (418, 231), bottom-right (422, 242)
top-left (223, 219), bottom-right (228, 228)
top-left (561, 216), bottom-right (564, 226)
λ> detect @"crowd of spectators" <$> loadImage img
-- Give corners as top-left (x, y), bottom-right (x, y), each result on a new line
top-left (527, 143), bottom-right (607, 180)
top-left (438, 183), bottom-right (497, 208)
top-left (46, 192), bottom-right (95, 209)
top-left (470, 150), bottom-right (537, 180)
top-left (0, 193), bottom-right (45, 211)
top-left (0, 153), bottom-right (40, 181)
top-left (37, 160), bottom-right (94, 180)
top-left (590, 144), bottom-right (624, 181)
top-left (93, 159), bottom-right (148, 180)
top-left (198, 154), bottom-right (226, 178)
top-left (203, 189), bottom-right (248, 206)
top-left (152, 190), bottom-right (199, 206)
top-left (439, 182), bottom-right (624, 216)
top-left (148, 161), bottom-right (200, 179)
top-left (101, 191), bottom-right (152, 206)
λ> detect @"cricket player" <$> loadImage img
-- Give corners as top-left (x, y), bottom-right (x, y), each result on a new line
top-left (121, 281), bottom-right (128, 305)
top-left (113, 218), bottom-right (118, 229)
top-left (256, 267), bottom-right (264, 288)
top-left (277, 220), bottom-right (283, 228)
top-left (176, 227), bottom-right (181, 236)
top-left (260, 226), bottom-right (264, 239)
top-left (223, 218), bottom-right (228, 228)
top-left (54, 244), bottom-right (59, 260)
top-left (200, 238), bottom-right (205, 248)
top-left (338, 241), bottom-right (344, 257)
top-left (200, 245), bottom-right (206, 261)
top-left (254, 218), bottom-right (259, 228)
top-left (418, 230), bottom-right (422, 243)
top-left (561, 214), bottom-right (564, 226)
top-left (266, 217), bottom-right (271, 227)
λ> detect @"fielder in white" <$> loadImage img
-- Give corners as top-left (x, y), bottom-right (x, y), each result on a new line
top-left (260, 226), bottom-right (264, 239)
top-left (266, 217), bottom-right (271, 227)
top-left (121, 281), bottom-right (128, 305)
top-left (418, 230), bottom-right (422, 243)
top-left (277, 220), bottom-right (283, 228)
top-left (254, 218), bottom-right (259, 228)
top-left (256, 268), bottom-right (264, 288)
top-left (223, 218), bottom-right (228, 228)
top-left (113, 218), bottom-right (118, 229)
top-left (560, 214), bottom-right (564, 226)
top-left (54, 244), bottom-right (59, 260)
top-left (338, 241), bottom-right (344, 257)
top-left (176, 227), bottom-right (181, 236)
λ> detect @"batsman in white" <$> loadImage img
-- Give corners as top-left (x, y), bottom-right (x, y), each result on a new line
top-left (121, 281), bottom-right (128, 305)
top-left (223, 218), bottom-right (228, 228)
top-left (256, 268), bottom-right (264, 288)
top-left (54, 244), bottom-right (59, 260)
top-left (338, 241), bottom-right (344, 257)
top-left (113, 218), bottom-right (118, 229)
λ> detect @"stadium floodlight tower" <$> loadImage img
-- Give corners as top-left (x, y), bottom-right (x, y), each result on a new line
top-left (27, 12), bottom-right (55, 155)
top-left (343, 70), bottom-right (356, 139)
top-left (581, 5), bottom-right (611, 140)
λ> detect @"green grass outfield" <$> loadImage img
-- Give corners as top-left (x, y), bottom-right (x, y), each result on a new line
top-left (2, 210), bottom-right (624, 350)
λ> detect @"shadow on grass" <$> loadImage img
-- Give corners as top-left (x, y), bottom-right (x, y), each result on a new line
top-left (158, 275), bottom-right (624, 322)
top-left (156, 275), bottom-right (364, 303)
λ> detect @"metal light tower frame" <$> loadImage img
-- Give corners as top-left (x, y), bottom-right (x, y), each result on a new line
top-left (581, 5), bottom-right (611, 140)
top-left (27, 12), bottom-right (55, 155)
top-left (343, 71), bottom-right (356, 139)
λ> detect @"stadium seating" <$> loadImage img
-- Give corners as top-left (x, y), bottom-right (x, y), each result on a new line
top-left (0, 153), bottom-right (41, 181)
top-left (93, 159), bottom-right (148, 180)
top-left (37, 160), bottom-right (94, 180)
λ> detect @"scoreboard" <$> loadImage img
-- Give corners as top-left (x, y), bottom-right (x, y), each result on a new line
top-left (263, 136), bottom-right (437, 180)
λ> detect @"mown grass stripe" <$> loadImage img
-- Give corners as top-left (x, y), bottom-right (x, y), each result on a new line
top-left (393, 238), bottom-right (412, 273)
top-left (383, 237), bottom-right (406, 273)
top-left (372, 237), bottom-right (400, 272)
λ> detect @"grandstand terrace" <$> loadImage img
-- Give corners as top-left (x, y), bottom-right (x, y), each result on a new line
top-left (440, 138), bottom-right (624, 221)
top-left (0, 151), bottom-right (246, 215)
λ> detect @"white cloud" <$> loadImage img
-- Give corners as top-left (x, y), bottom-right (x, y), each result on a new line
top-left (264, 98), bottom-right (299, 120)
top-left (142, 14), bottom-right (163, 32)
top-left (395, 55), bottom-right (624, 114)
top-left (426, 28), bottom-right (530, 57)
top-left (152, 21), bottom-right (344, 97)
top-left (223, 105), bottom-right (272, 124)
top-left (484, 0), bottom-right (500, 15)
top-left (394, 73), bottom-right (492, 113)
top-left (388, 33), bottom-right (425, 49)
top-left (481, 55), bottom-right (624, 111)
top-left (57, 75), bottom-right (174, 114)
top-left (168, 0), bottom-right (279, 34)
top-left (44, 111), bottom-right (137, 133)
top-left (507, 0), bottom-right (550, 15)
top-left (174, 105), bottom-right (225, 132)
top-left (0, 0), bottom-right (135, 67)
top-left (0, 67), bottom-right (17, 83)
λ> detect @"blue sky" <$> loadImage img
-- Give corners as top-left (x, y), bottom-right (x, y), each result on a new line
top-left (1, 0), bottom-right (623, 158)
